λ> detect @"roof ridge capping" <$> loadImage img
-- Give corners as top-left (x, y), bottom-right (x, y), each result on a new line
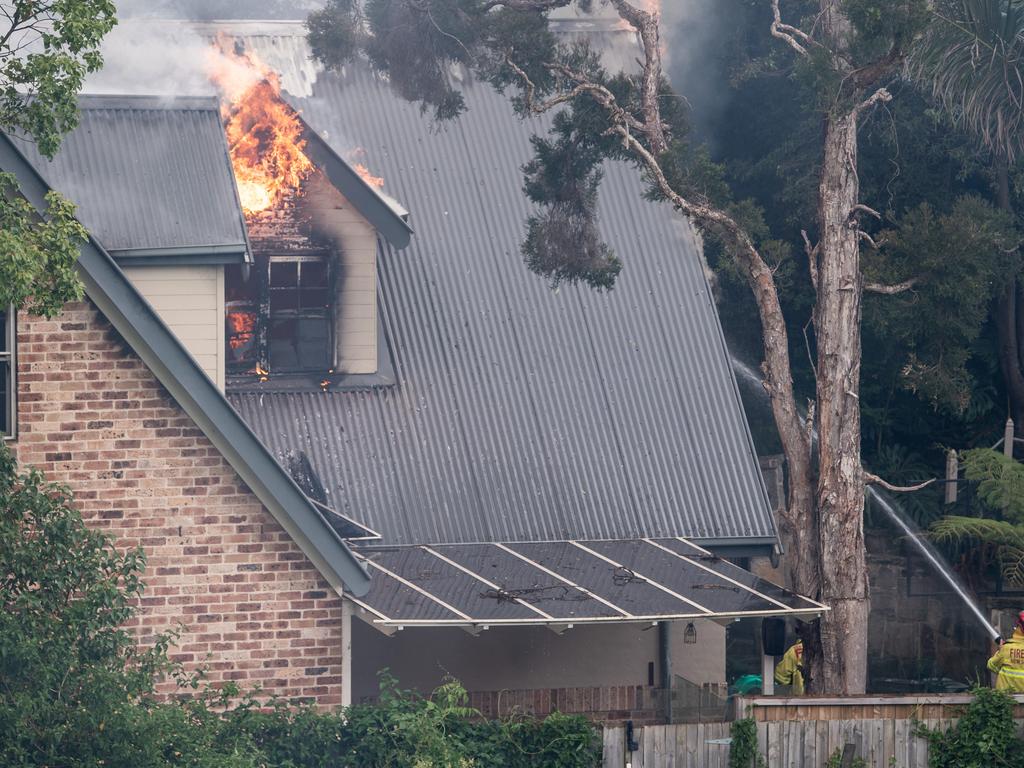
top-left (77, 93), bottom-right (221, 111)
top-left (0, 130), bottom-right (371, 598)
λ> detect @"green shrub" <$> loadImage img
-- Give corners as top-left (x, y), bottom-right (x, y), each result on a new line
top-left (919, 686), bottom-right (1024, 768)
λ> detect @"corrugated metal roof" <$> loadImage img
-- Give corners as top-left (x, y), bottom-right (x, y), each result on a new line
top-left (14, 94), bottom-right (249, 260)
top-left (225, 25), bottom-right (777, 549)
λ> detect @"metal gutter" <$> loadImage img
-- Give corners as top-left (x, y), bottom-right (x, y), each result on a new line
top-left (111, 243), bottom-right (249, 266)
top-left (0, 132), bottom-right (371, 597)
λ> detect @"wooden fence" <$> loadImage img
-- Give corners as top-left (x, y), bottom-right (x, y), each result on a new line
top-left (601, 694), bottom-right (1024, 767)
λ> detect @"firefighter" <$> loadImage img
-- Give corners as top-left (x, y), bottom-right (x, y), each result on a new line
top-left (988, 611), bottom-right (1024, 692)
top-left (774, 639), bottom-right (804, 695)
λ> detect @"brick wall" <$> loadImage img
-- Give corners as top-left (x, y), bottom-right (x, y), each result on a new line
top-left (12, 301), bottom-right (345, 705)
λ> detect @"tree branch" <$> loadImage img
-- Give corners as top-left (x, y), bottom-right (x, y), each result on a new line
top-left (864, 472), bottom-right (935, 493)
top-left (771, 0), bottom-right (812, 57)
top-left (607, 0), bottom-right (668, 155)
top-left (857, 230), bottom-right (887, 250)
top-left (802, 229), bottom-right (819, 294)
top-left (864, 277), bottom-right (919, 295)
top-left (854, 86), bottom-right (893, 116)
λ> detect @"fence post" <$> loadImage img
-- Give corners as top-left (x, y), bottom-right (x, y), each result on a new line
top-left (762, 654), bottom-right (775, 696)
top-left (944, 449), bottom-right (958, 505)
top-left (1005, 418), bottom-right (1015, 459)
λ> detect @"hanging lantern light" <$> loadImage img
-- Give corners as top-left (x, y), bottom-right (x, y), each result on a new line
top-left (684, 622), bottom-right (697, 644)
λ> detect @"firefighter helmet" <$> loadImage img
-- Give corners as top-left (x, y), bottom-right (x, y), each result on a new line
top-left (1017, 610), bottom-right (1024, 630)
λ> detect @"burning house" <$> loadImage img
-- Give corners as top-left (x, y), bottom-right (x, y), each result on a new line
top-left (0, 17), bottom-right (829, 723)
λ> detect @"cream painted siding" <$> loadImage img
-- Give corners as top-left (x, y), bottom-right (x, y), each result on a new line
top-left (123, 265), bottom-right (225, 389)
top-left (304, 174), bottom-right (378, 374)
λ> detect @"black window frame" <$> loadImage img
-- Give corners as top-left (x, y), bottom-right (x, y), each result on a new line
top-left (0, 307), bottom-right (16, 440)
top-left (225, 252), bottom-right (334, 376)
top-left (266, 253), bottom-right (333, 374)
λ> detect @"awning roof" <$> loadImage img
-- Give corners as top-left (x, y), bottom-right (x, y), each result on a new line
top-left (348, 538), bottom-right (826, 629)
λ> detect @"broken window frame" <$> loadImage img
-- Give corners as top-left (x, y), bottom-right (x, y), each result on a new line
top-left (0, 306), bottom-right (16, 439)
top-left (225, 252), bottom-right (335, 376)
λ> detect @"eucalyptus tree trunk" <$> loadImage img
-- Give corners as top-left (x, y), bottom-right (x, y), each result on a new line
top-left (813, 108), bottom-right (868, 694)
top-left (993, 158), bottom-right (1024, 425)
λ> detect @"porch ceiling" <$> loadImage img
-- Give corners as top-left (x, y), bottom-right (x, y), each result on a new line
top-left (347, 538), bottom-right (827, 629)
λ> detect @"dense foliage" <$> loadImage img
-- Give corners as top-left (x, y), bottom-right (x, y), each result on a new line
top-left (0, 444), bottom-right (600, 767)
top-left (0, 0), bottom-right (116, 316)
top-left (0, 171), bottom-right (88, 316)
top-left (919, 687), bottom-right (1024, 767)
top-left (694, 1), bottom-right (1023, 490)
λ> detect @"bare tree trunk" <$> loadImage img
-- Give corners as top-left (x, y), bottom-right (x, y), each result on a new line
top-left (813, 108), bottom-right (869, 694)
top-left (993, 157), bottom-right (1024, 423)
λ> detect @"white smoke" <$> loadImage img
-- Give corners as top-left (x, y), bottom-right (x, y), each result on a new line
top-left (658, 0), bottom-right (735, 145)
top-left (85, 19), bottom-right (323, 99)
top-left (85, 21), bottom-right (218, 96)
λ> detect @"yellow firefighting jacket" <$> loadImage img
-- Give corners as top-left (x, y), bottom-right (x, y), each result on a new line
top-left (988, 628), bottom-right (1024, 692)
top-left (774, 641), bottom-right (804, 695)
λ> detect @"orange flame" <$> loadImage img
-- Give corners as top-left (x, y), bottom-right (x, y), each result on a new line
top-left (226, 310), bottom-right (256, 350)
top-left (353, 162), bottom-right (385, 189)
top-left (206, 37), bottom-right (313, 215)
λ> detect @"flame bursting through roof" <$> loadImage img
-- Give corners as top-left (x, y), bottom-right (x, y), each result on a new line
top-left (205, 35), bottom-right (386, 214)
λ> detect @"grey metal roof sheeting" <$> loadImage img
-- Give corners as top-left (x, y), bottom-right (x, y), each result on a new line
top-left (225, 24), bottom-right (777, 549)
top-left (15, 94), bottom-right (249, 260)
top-left (349, 537), bottom-right (826, 628)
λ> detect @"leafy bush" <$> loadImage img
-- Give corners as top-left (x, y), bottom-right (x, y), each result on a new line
top-left (729, 718), bottom-right (765, 768)
top-left (222, 673), bottom-right (601, 767)
top-left (0, 444), bottom-right (601, 767)
top-left (919, 686), bottom-right (1024, 768)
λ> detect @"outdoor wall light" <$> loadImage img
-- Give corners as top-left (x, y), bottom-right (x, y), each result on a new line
top-left (683, 622), bottom-right (697, 644)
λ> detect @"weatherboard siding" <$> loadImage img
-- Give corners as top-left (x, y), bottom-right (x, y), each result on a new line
top-left (123, 264), bottom-right (225, 389)
top-left (303, 173), bottom-right (379, 374)
top-left (12, 301), bottom-right (345, 705)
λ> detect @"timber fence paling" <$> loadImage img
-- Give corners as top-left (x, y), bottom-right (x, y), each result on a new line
top-left (601, 694), bottom-right (1024, 767)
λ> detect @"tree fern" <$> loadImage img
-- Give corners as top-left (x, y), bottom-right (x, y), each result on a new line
top-left (932, 515), bottom-right (1024, 583)
top-left (961, 448), bottom-right (1024, 522)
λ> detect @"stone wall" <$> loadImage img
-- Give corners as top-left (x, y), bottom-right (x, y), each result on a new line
top-left (866, 529), bottom-right (990, 689)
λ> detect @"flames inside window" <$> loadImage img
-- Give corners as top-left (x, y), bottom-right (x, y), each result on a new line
top-left (225, 255), bottom-right (333, 376)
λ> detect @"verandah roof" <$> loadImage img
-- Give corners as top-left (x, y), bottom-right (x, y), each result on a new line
top-left (348, 537), bottom-right (826, 629)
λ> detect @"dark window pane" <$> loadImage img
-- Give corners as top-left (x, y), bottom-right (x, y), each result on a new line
top-left (302, 287), bottom-right (330, 309)
top-left (301, 260), bottom-right (327, 287)
top-left (270, 288), bottom-right (300, 311)
top-left (268, 317), bottom-right (299, 370)
top-left (270, 261), bottom-right (298, 287)
top-left (0, 311), bottom-right (7, 353)
top-left (0, 360), bottom-right (8, 434)
top-left (297, 317), bottom-right (330, 369)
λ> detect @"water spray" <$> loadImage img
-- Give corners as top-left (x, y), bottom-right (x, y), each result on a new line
top-left (730, 357), bottom-right (1002, 643)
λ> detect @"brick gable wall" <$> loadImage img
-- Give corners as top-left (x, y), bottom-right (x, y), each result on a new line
top-left (12, 300), bottom-right (345, 705)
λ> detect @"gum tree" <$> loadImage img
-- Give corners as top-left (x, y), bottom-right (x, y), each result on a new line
top-left (307, 0), bottom-right (931, 693)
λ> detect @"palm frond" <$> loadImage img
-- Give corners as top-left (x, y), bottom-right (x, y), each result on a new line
top-left (908, 0), bottom-right (1024, 163)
